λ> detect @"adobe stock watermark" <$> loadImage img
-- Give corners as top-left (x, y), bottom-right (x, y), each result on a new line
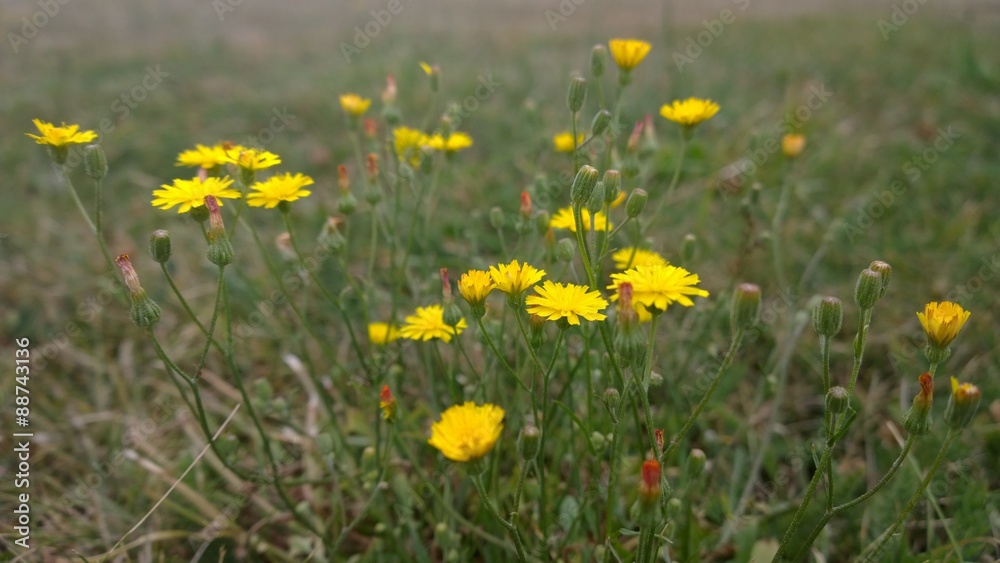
top-left (544, 0), bottom-right (589, 30)
top-left (841, 126), bottom-right (959, 243)
top-left (877, 0), bottom-right (931, 40)
top-left (7, 0), bottom-right (72, 54)
top-left (442, 73), bottom-right (501, 129)
top-left (672, 0), bottom-right (751, 72)
top-left (340, 0), bottom-right (414, 63)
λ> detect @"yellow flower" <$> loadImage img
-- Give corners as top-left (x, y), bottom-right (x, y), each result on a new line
top-left (368, 322), bottom-right (401, 346)
top-left (424, 132), bottom-right (473, 152)
top-left (379, 385), bottom-right (396, 421)
top-left (782, 134), bottom-right (806, 158)
top-left (152, 176), bottom-right (240, 213)
top-left (419, 61), bottom-right (435, 75)
top-left (608, 39), bottom-right (652, 71)
top-left (608, 264), bottom-right (709, 313)
top-left (526, 281), bottom-right (609, 326)
top-left (488, 260), bottom-right (546, 297)
top-left (552, 131), bottom-right (585, 153)
top-left (176, 144), bottom-right (230, 168)
top-left (946, 377), bottom-right (981, 429)
top-left (222, 146), bottom-right (282, 171)
top-left (246, 172), bottom-right (314, 209)
top-left (26, 118), bottom-right (97, 148)
top-left (609, 191), bottom-right (627, 208)
top-left (916, 302), bottom-right (970, 349)
top-left (458, 269), bottom-right (495, 307)
top-left (428, 402), bottom-right (505, 462)
top-left (340, 93), bottom-right (372, 116)
top-left (549, 207), bottom-right (612, 232)
top-left (659, 98), bottom-right (720, 127)
top-left (612, 248), bottom-right (668, 270)
top-left (400, 305), bottom-right (467, 342)
top-left (393, 126), bottom-right (429, 166)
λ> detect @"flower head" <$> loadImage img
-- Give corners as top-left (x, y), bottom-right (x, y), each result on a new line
top-left (458, 269), bottom-right (495, 316)
top-left (340, 93), bottom-right (372, 116)
top-left (488, 260), bottom-right (546, 298)
top-left (368, 322), bottom-right (401, 346)
top-left (379, 385), bottom-right (397, 421)
top-left (246, 172), bottom-right (314, 209)
top-left (152, 176), bottom-right (240, 213)
top-left (917, 301), bottom-right (970, 350)
top-left (526, 281), bottom-right (609, 326)
top-left (26, 118), bottom-right (97, 148)
top-left (553, 131), bottom-right (585, 153)
top-left (608, 39), bottom-right (652, 71)
top-left (659, 98), bottom-right (720, 127)
top-left (400, 305), bottom-right (467, 342)
top-left (782, 134), bottom-right (806, 158)
top-left (175, 144), bottom-right (230, 168)
top-left (549, 207), bottom-right (612, 232)
top-left (424, 132), bottom-right (473, 153)
top-left (222, 146), bottom-right (282, 171)
top-left (393, 126), bottom-right (429, 166)
top-left (612, 247), bottom-right (668, 270)
top-left (609, 264), bottom-right (710, 314)
top-left (428, 402), bottom-right (505, 462)
top-left (945, 377), bottom-right (981, 430)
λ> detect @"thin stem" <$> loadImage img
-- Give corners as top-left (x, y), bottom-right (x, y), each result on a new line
top-left (59, 164), bottom-right (115, 272)
top-left (644, 132), bottom-right (687, 232)
top-left (772, 445), bottom-right (834, 562)
top-left (193, 266), bottom-right (226, 379)
top-left (472, 474), bottom-right (528, 563)
top-left (476, 317), bottom-right (530, 393)
top-left (639, 314), bottom-right (660, 453)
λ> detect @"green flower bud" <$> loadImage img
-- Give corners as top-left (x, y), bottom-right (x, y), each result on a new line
top-left (535, 210), bottom-right (551, 235)
top-left (944, 377), bottom-right (981, 430)
top-left (149, 230), bottom-right (172, 264)
top-left (555, 238), bottom-right (575, 262)
top-left (625, 188), bottom-right (647, 218)
top-left (621, 157), bottom-right (640, 179)
top-left (129, 291), bottom-right (162, 328)
top-left (603, 170), bottom-right (621, 203)
top-left (812, 296), bottom-right (843, 337)
top-left (854, 268), bottom-right (883, 310)
top-left (382, 105), bottom-right (401, 127)
top-left (364, 184), bottom-right (382, 205)
top-left (591, 109), bottom-right (611, 136)
top-left (529, 313), bottom-right (546, 349)
top-left (587, 181), bottom-right (606, 214)
top-left (83, 144), bottom-right (108, 180)
top-left (517, 425), bottom-right (541, 460)
top-left (686, 449), bottom-right (707, 479)
top-left (570, 165), bottom-right (599, 206)
top-left (189, 205), bottom-right (209, 224)
top-left (489, 206), bottom-right (505, 230)
top-left (681, 234), bottom-right (697, 262)
top-left (601, 387), bottom-right (620, 421)
top-left (567, 75), bottom-right (587, 113)
top-left (825, 386), bottom-right (849, 415)
top-left (591, 44), bottom-right (606, 78)
top-left (315, 433), bottom-right (336, 455)
top-left (253, 379), bottom-right (274, 403)
top-left (869, 260), bottom-right (892, 299)
top-left (730, 283), bottom-right (762, 330)
top-left (902, 373), bottom-right (933, 436)
top-left (923, 344), bottom-right (951, 366)
top-left (338, 192), bottom-right (358, 215)
top-left (666, 497), bottom-right (683, 520)
top-left (443, 301), bottom-right (464, 328)
top-left (207, 237), bottom-right (234, 266)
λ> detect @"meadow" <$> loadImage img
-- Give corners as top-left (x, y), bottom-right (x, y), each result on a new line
top-left (1, 0), bottom-right (999, 561)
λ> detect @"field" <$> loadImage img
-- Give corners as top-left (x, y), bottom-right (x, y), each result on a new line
top-left (1, 0), bottom-right (999, 561)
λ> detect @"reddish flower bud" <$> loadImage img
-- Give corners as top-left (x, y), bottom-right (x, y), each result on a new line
top-left (379, 385), bottom-right (396, 421)
top-left (116, 254), bottom-right (142, 297)
top-left (363, 118), bottom-right (378, 139)
top-left (654, 428), bottom-right (664, 453)
top-left (639, 459), bottom-right (662, 507)
top-left (440, 268), bottom-right (452, 301)
top-left (382, 74), bottom-right (397, 104)
top-left (366, 153), bottom-right (379, 184)
top-left (520, 191), bottom-right (532, 218)
top-left (338, 165), bottom-right (350, 194)
top-left (627, 119), bottom-right (644, 153)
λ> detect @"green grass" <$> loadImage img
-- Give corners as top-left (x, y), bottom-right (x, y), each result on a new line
top-left (1, 2), bottom-right (998, 561)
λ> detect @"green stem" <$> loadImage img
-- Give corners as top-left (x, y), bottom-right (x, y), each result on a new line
top-left (193, 266), bottom-right (226, 379)
top-left (643, 132), bottom-right (687, 233)
top-left (603, 416), bottom-right (623, 562)
top-left (59, 164), bottom-right (115, 272)
top-left (472, 474), bottom-right (528, 563)
top-left (476, 317), bottom-right (530, 393)
top-left (639, 314), bottom-right (660, 453)
top-left (772, 445), bottom-right (835, 562)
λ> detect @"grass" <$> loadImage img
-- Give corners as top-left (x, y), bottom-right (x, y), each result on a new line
top-left (1, 1), bottom-right (998, 561)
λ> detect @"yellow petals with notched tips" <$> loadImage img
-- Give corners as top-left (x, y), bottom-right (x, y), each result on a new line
top-left (400, 305), bottom-right (467, 342)
top-left (917, 301), bottom-right (970, 349)
top-left (26, 118), bottom-right (97, 148)
top-left (428, 402), bottom-right (505, 462)
top-left (549, 207), bottom-right (612, 233)
top-left (611, 248), bottom-right (668, 270)
top-left (246, 173), bottom-right (314, 208)
top-left (152, 176), bottom-right (240, 214)
top-left (659, 98), bottom-right (720, 127)
top-left (609, 264), bottom-right (709, 314)
top-left (608, 39), bottom-right (652, 71)
top-left (175, 144), bottom-right (230, 168)
top-left (526, 281), bottom-right (608, 326)
top-left (340, 93), bottom-right (372, 116)
top-left (488, 260), bottom-right (546, 297)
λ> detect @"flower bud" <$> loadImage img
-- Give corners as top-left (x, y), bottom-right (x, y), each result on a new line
top-left (570, 165), bottom-right (599, 206)
top-left (902, 373), bottom-right (933, 435)
top-left (638, 459), bottom-right (662, 519)
top-left (781, 134), bottom-right (806, 158)
top-left (529, 313), bottom-right (546, 349)
top-left (854, 268), bottom-right (883, 310)
top-left (615, 283), bottom-right (647, 370)
top-left (363, 118), bottom-right (378, 139)
top-left (825, 386), bottom-right (849, 415)
top-left (603, 170), bottom-right (621, 203)
top-left (535, 210), bottom-right (551, 236)
top-left (555, 238), bottom-right (575, 262)
top-left (567, 75), bottom-right (587, 113)
top-left (518, 425), bottom-right (541, 460)
top-left (602, 387), bottom-right (621, 420)
top-left (338, 191), bottom-right (358, 215)
top-left (812, 296), bottom-right (843, 337)
top-left (627, 119), bottom-right (644, 154)
top-left (379, 385), bottom-right (397, 422)
top-left (868, 260), bottom-right (892, 299)
top-left (621, 157), bottom-right (640, 179)
top-left (944, 377), bottom-right (981, 430)
top-left (730, 283), bottom-right (761, 330)
top-left (686, 449), bottom-right (707, 479)
top-left (189, 205), bottom-right (210, 224)
top-left (625, 188), bottom-right (647, 218)
top-left (681, 233), bottom-right (697, 262)
top-left (519, 191), bottom-right (532, 219)
top-left (204, 196), bottom-right (234, 266)
top-left (587, 181), bottom-right (605, 214)
top-left (591, 109), bottom-right (611, 136)
top-left (654, 429), bottom-right (664, 453)
top-left (83, 144), bottom-right (108, 180)
top-left (590, 44), bottom-right (606, 78)
top-left (149, 230), bottom-right (172, 264)
top-left (666, 497), bottom-right (683, 520)
top-left (489, 206), bottom-right (504, 230)
top-left (318, 217), bottom-right (346, 254)
top-left (115, 254), bottom-right (161, 328)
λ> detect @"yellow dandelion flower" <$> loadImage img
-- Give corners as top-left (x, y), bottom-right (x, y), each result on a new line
top-left (368, 322), bottom-right (401, 346)
top-left (549, 207), bottom-right (612, 232)
top-left (246, 173), bottom-right (314, 209)
top-left (340, 93), bottom-right (372, 116)
top-left (175, 144), bottom-right (230, 168)
top-left (424, 132), bottom-right (473, 152)
top-left (393, 126), bottom-right (429, 166)
top-left (458, 269), bottom-right (495, 307)
top-left (428, 402), bottom-right (505, 462)
top-left (553, 131), bottom-right (585, 153)
top-left (419, 61), bottom-right (435, 75)
top-left (26, 118), bottom-right (97, 148)
top-left (612, 248), bottom-right (668, 270)
top-left (488, 260), bottom-right (546, 297)
top-left (659, 98), bottom-right (720, 127)
top-left (916, 302), bottom-right (970, 349)
top-left (608, 39), bottom-right (652, 71)
top-left (782, 134), bottom-right (806, 158)
top-left (400, 305), bottom-right (467, 343)
top-left (608, 264), bottom-right (709, 313)
top-left (526, 281), bottom-right (609, 326)
top-left (152, 176), bottom-right (240, 213)
top-left (222, 146), bottom-right (282, 171)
